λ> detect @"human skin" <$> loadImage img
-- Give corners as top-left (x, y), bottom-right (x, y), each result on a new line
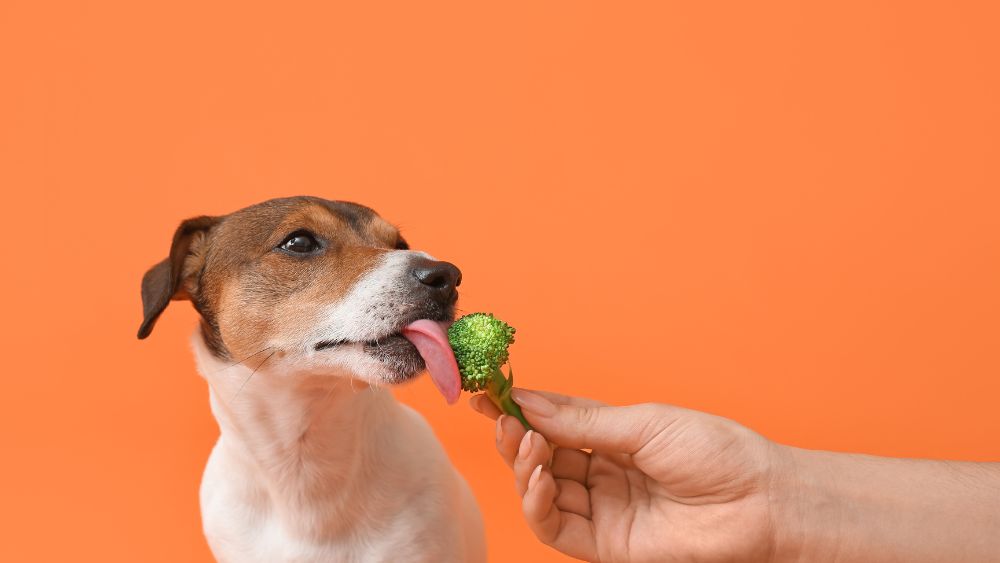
top-left (470, 389), bottom-right (1000, 562)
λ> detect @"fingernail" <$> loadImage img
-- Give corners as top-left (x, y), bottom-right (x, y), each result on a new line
top-left (511, 389), bottom-right (556, 416)
top-left (518, 430), bottom-right (534, 460)
top-left (528, 464), bottom-right (543, 490)
top-left (496, 415), bottom-right (506, 442)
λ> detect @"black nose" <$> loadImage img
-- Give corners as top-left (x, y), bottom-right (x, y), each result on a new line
top-left (411, 259), bottom-right (462, 303)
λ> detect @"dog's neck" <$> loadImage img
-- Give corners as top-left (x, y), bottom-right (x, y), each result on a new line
top-left (191, 334), bottom-right (400, 541)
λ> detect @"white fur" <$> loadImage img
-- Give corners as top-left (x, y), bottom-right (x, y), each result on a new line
top-left (265, 251), bottom-right (437, 384)
top-left (191, 250), bottom-right (486, 562)
top-left (306, 250), bottom-right (435, 344)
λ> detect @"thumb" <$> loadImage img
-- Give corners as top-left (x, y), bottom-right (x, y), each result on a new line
top-left (511, 389), bottom-right (677, 454)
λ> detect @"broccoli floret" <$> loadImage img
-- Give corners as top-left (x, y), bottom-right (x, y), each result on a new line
top-left (448, 313), bottom-right (531, 429)
top-left (449, 313), bottom-right (516, 392)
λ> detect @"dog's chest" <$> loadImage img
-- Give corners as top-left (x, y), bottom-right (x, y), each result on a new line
top-left (198, 423), bottom-right (464, 562)
top-left (205, 507), bottom-right (450, 563)
top-left (201, 470), bottom-right (458, 562)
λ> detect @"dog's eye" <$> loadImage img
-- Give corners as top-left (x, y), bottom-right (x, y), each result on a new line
top-left (279, 231), bottom-right (321, 254)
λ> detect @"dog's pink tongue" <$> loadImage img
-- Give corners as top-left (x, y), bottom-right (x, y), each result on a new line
top-left (401, 320), bottom-right (461, 404)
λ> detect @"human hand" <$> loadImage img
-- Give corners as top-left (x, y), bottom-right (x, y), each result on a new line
top-left (470, 389), bottom-right (785, 562)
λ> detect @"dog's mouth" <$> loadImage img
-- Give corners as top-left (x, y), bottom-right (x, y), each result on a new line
top-left (315, 333), bottom-right (425, 380)
top-left (315, 331), bottom-right (421, 356)
top-left (313, 311), bottom-right (457, 392)
top-left (314, 335), bottom-right (403, 352)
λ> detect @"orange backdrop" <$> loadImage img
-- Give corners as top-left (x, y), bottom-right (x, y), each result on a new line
top-left (2, 1), bottom-right (998, 561)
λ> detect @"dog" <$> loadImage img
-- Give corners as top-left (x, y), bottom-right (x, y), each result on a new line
top-left (138, 196), bottom-right (486, 562)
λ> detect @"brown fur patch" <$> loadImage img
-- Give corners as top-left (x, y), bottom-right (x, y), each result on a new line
top-left (139, 197), bottom-right (405, 361)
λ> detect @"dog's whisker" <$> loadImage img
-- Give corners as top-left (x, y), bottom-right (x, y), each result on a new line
top-left (211, 346), bottom-right (275, 374)
top-left (313, 375), bottom-right (343, 405)
top-left (229, 349), bottom-right (277, 404)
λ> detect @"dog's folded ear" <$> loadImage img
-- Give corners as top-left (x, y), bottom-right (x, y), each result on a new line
top-left (137, 216), bottom-right (219, 339)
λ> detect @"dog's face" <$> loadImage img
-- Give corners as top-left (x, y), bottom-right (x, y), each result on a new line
top-left (138, 197), bottom-right (461, 385)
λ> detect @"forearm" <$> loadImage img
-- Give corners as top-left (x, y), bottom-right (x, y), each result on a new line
top-left (772, 446), bottom-right (1000, 562)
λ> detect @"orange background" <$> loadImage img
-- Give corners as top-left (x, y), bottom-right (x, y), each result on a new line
top-left (2, 2), bottom-right (998, 561)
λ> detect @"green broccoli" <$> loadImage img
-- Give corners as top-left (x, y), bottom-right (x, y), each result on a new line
top-left (448, 313), bottom-right (532, 429)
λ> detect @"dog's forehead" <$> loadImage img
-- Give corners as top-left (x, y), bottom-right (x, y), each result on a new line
top-left (213, 197), bottom-right (397, 246)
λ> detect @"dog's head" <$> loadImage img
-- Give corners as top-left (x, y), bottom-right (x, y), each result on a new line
top-left (137, 196), bottom-right (461, 386)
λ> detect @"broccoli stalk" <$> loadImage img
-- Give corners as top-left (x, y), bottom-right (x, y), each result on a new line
top-left (448, 313), bottom-right (533, 430)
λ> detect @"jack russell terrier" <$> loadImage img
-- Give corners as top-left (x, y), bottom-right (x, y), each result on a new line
top-left (138, 196), bottom-right (485, 562)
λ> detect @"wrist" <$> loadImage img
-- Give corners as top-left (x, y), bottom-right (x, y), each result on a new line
top-left (767, 445), bottom-right (843, 563)
top-left (766, 444), bottom-right (1000, 563)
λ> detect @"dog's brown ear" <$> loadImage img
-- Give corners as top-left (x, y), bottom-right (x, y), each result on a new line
top-left (137, 216), bottom-right (219, 339)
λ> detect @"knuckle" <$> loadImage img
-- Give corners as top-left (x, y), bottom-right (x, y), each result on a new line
top-left (571, 405), bottom-right (598, 428)
top-left (633, 402), bottom-right (675, 441)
